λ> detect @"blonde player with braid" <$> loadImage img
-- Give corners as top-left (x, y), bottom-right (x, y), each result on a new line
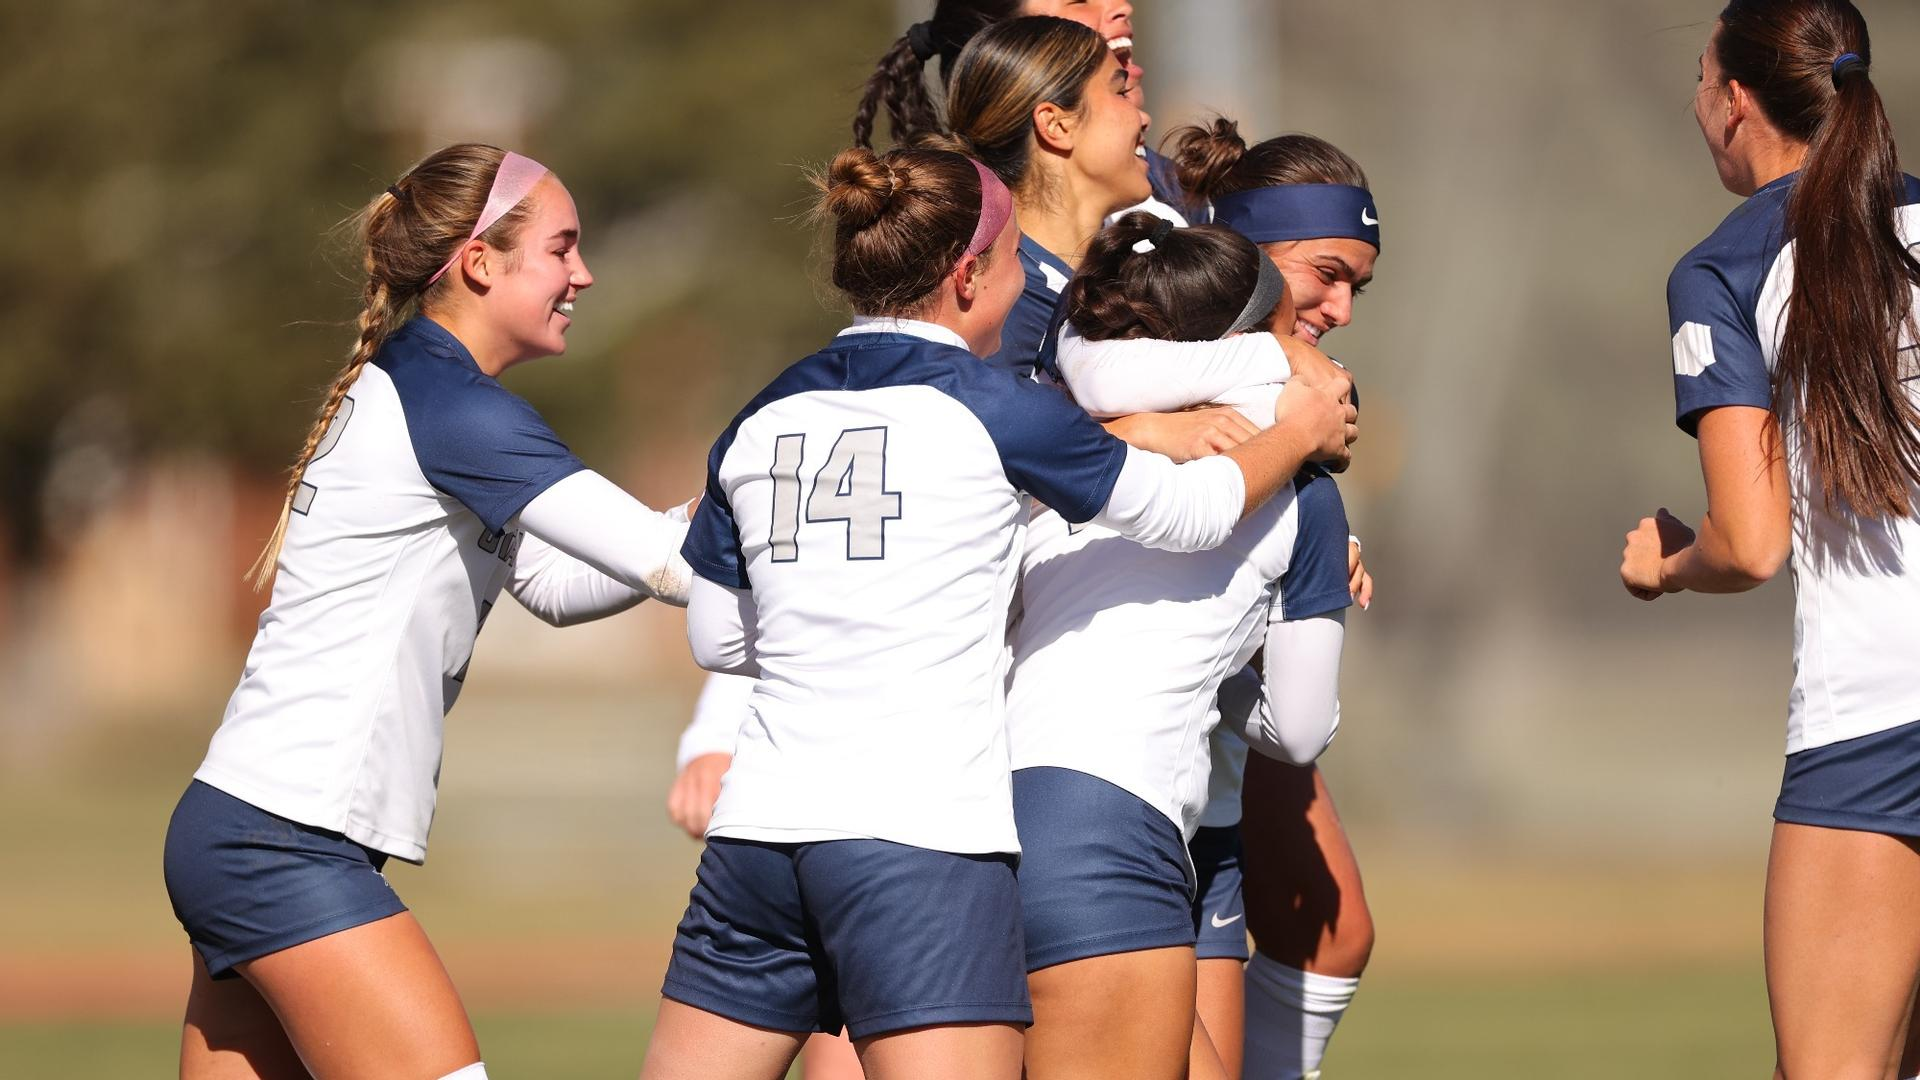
top-left (163, 143), bottom-right (695, 1080)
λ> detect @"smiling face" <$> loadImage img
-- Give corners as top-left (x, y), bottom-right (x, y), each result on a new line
top-left (1062, 49), bottom-right (1153, 213)
top-left (1024, 0), bottom-right (1140, 95)
top-left (1260, 237), bottom-right (1376, 345)
top-left (490, 174), bottom-right (594, 363)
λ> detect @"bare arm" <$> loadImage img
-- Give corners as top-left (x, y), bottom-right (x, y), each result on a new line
top-left (1621, 405), bottom-right (1791, 598)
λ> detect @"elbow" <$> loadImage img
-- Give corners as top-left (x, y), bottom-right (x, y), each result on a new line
top-left (1725, 536), bottom-right (1790, 588)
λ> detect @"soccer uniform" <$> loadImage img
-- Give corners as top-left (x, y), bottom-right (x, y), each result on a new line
top-left (1669, 172), bottom-right (1920, 834)
top-left (1006, 461), bottom-right (1350, 970)
top-left (984, 234), bottom-right (1076, 380)
top-left (164, 316), bottom-right (690, 976)
top-left (664, 317), bottom-right (1256, 1037)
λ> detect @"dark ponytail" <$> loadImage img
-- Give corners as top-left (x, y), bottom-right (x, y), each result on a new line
top-left (1718, 0), bottom-right (1920, 518)
top-left (811, 145), bottom-right (990, 316)
top-left (851, 1), bottom-right (1024, 150)
top-left (1068, 212), bottom-right (1273, 342)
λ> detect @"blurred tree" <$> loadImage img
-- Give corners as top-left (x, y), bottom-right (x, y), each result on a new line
top-left (0, 0), bottom-right (895, 565)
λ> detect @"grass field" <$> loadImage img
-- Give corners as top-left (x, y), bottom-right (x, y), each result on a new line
top-left (0, 963), bottom-right (1773, 1078)
top-left (0, 662), bottom-right (1784, 1077)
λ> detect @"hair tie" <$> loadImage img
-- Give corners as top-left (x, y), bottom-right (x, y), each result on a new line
top-left (1131, 217), bottom-right (1175, 254)
top-left (906, 21), bottom-right (939, 62)
top-left (385, 184), bottom-right (408, 203)
top-left (1832, 52), bottom-right (1867, 86)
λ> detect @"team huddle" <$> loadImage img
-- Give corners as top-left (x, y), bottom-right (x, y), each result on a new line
top-left (158, 0), bottom-right (1920, 1077)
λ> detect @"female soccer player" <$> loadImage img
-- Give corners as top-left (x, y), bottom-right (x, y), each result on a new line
top-left (1007, 212), bottom-right (1353, 1080)
top-left (1620, 1), bottom-right (1920, 1073)
top-left (162, 144), bottom-right (696, 1080)
top-left (639, 143), bottom-right (1354, 1080)
top-left (1168, 118), bottom-right (1385, 1080)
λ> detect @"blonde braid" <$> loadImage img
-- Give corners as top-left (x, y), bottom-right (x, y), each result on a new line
top-left (246, 195), bottom-right (409, 590)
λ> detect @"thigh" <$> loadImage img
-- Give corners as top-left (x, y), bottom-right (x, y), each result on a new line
top-left (799, 841), bottom-right (1030, 1041)
top-left (799, 1030), bottom-right (864, 1080)
top-left (1026, 947), bottom-right (1198, 1080)
top-left (1194, 958), bottom-right (1245, 1080)
top-left (640, 998), bottom-right (804, 1080)
top-left (1240, 759), bottom-right (1373, 976)
top-left (236, 912), bottom-right (480, 1080)
top-left (855, 1022), bottom-right (1023, 1080)
top-left (1766, 822), bottom-right (1920, 1079)
top-left (180, 950), bottom-right (306, 1080)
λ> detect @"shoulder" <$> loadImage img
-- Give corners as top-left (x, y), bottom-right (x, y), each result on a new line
top-left (375, 319), bottom-right (549, 433)
top-left (1666, 180), bottom-right (1793, 316)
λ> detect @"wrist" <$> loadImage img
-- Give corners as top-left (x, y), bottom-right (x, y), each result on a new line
top-left (1657, 550), bottom-right (1689, 594)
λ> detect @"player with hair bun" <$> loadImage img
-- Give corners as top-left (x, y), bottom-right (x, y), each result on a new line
top-left (640, 143), bottom-right (1354, 1080)
top-left (1006, 210), bottom-right (1353, 1080)
top-left (1621, 1), bottom-right (1920, 1071)
top-left (163, 144), bottom-right (698, 1079)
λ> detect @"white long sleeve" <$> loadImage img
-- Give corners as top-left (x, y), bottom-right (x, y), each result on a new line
top-left (507, 533), bottom-right (650, 627)
top-left (514, 469), bottom-right (695, 607)
top-left (687, 575), bottom-right (760, 677)
top-left (1092, 447), bottom-right (1246, 553)
top-left (1217, 611), bottom-right (1346, 765)
top-left (677, 671), bottom-right (754, 769)
top-left (1054, 324), bottom-right (1291, 418)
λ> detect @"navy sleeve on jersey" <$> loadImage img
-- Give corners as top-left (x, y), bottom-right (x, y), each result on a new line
top-left (1667, 251), bottom-right (1770, 437)
top-left (1275, 467), bottom-right (1353, 621)
top-left (963, 373), bottom-right (1128, 524)
top-left (983, 255), bottom-right (1058, 380)
top-left (386, 358), bottom-right (586, 534)
top-left (682, 450), bottom-right (748, 589)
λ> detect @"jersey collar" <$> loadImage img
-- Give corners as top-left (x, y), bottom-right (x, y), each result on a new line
top-left (839, 315), bottom-right (971, 352)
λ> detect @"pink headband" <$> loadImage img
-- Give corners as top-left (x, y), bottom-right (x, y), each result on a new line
top-left (426, 151), bottom-right (551, 286)
top-left (958, 159), bottom-right (1013, 270)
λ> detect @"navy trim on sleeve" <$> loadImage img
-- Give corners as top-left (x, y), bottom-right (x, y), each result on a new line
top-left (984, 235), bottom-right (1073, 380)
top-left (376, 317), bottom-right (586, 533)
top-left (1275, 467), bottom-right (1353, 622)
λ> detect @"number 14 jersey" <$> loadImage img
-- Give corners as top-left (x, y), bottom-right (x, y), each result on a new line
top-left (682, 319), bottom-right (1129, 854)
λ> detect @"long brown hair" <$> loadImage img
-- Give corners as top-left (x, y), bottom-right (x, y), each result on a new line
top-left (1717, 0), bottom-right (1920, 518)
top-left (247, 144), bottom-right (539, 588)
top-left (1170, 116), bottom-right (1369, 202)
top-left (943, 17), bottom-right (1110, 195)
top-left (811, 145), bottom-right (996, 316)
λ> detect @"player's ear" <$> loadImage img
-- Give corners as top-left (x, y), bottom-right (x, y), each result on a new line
top-left (1723, 78), bottom-right (1753, 138)
top-left (459, 240), bottom-right (494, 288)
top-left (1033, 100), bottom-right (1076, 153)
top-left (953, 253), bottom-right (981, 302)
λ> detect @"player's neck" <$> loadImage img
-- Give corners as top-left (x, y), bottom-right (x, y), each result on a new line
top-left (423, 307), bottom-right (519, 378)
top-left (1729, 135), bottom-right (1808, 199)
top-left (1018, 176), bottom-right (1112, 272)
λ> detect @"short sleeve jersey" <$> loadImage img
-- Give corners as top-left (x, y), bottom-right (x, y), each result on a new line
top-left (1668, 173), bottom-right (1920, 752)
top-left (983, 235), bottom-right (1075, 380)
top-left (1009, 465), bottom-right (1353, 839)
top-left (196, 317), bottom-right (584, 862)
top-left (681, 320), bottom-right (1128, 854)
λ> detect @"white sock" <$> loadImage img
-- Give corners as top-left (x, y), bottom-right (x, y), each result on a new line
top-left (436, 1065), bottom-right (488, 1080)
top-left (1242, 952), bottom-right (1360, 1080)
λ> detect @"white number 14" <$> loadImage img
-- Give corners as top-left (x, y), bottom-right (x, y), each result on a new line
top-left (768, 427), bottom-right (902, 562)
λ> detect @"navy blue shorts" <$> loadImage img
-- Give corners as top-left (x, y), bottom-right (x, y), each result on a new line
top-left (662, 837), bottom-right (1030, 1040)
top-left (1189, 824), bottom-right (1250, 962)
top-left (163, 780), bottom-right (406, 979)
top-left (1012, 767), bottom-right (1195, 972)
top-left (1776, 718), bottom-right (1920, 837)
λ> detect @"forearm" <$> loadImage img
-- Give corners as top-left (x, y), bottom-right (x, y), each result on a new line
top-left (1092, 448), bottom-right (1246, 553)
top-left (677, 671), bottom-right (755, 769)
top-left (1222, 421), bottom-right (1315, 517)
top-left (1256, 613), bottom-right (1345, 764)
top-left (1661, 511), bottom-right (1781, 593)
top-left (508, 534), bottom-right (650, 626)
top-left (1057, 327), bottom-right (1290, 417)
top-left (515, 470), bottom-right (695, 607)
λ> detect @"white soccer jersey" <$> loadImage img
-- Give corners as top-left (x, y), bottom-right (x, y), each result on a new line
top-left (1669, 173), bottom-right (1920, 754)
top-left (200, 317), bottom-right (595, 862)
top-left (680, 319), bottom-right (1257, 855)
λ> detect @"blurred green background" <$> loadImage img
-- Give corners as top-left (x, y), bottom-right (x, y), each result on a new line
top-left (5, 0), bottom-right (1919, 1075)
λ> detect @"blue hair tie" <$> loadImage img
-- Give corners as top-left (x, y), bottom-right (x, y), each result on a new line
top-left (1832, 52), bottom-right (1867, 86)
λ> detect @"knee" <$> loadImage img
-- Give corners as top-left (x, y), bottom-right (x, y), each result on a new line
top-left (1318, 894), bottom-right (1375, 977)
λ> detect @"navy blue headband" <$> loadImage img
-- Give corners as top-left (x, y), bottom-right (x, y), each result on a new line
top-left (1212, 184), bottom-right (1381, 251)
